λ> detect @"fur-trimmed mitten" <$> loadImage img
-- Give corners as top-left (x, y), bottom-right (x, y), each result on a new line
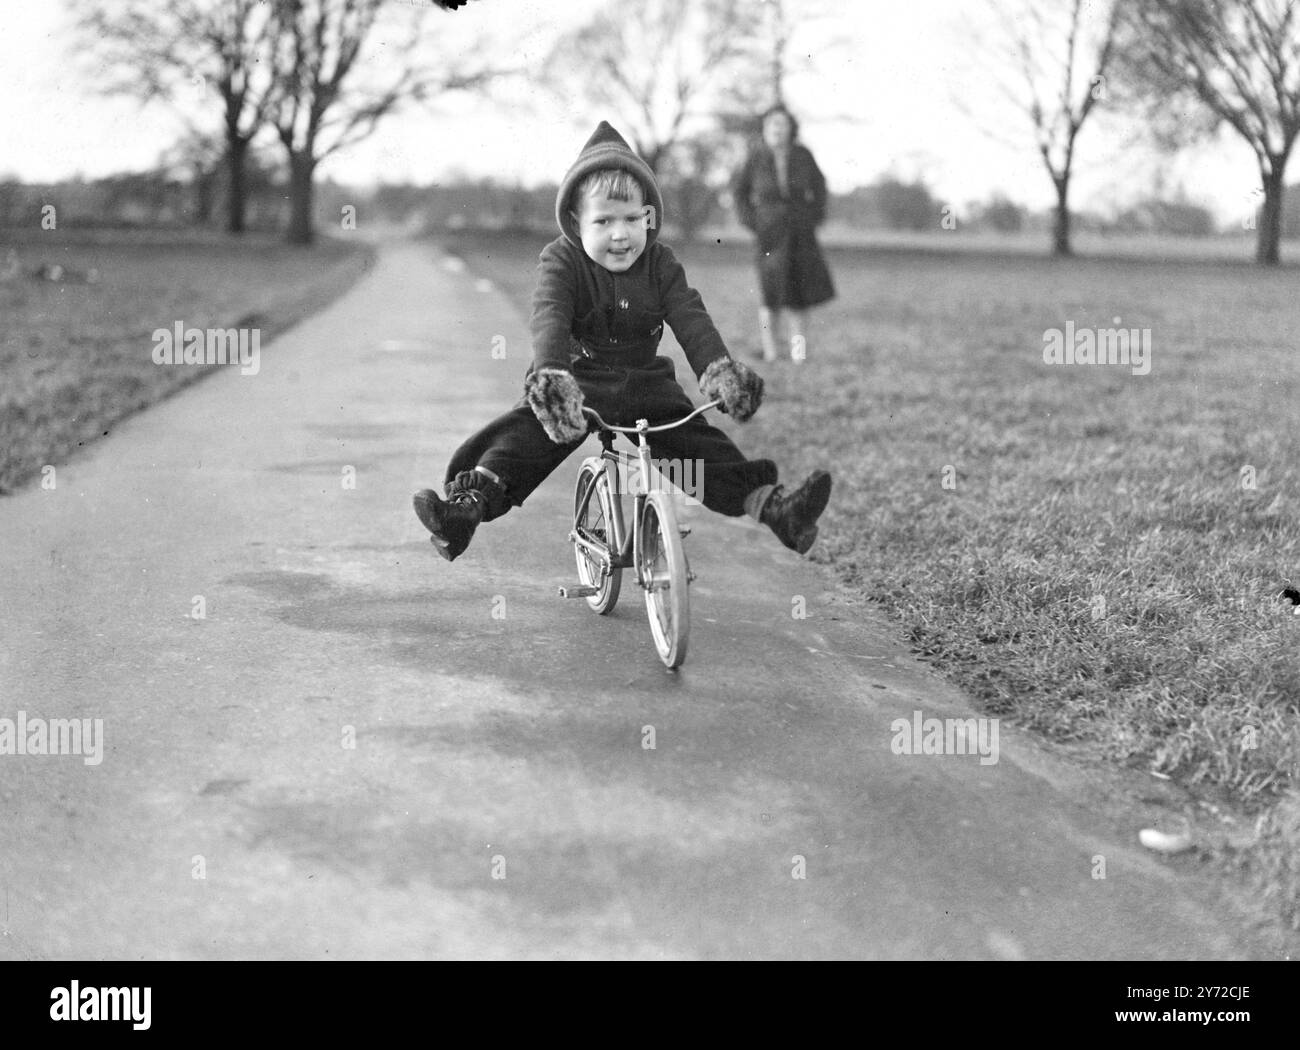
top-left (525, 368), bottom-right (588, 445)
top-left (699, 357), bottom-right (764, 422)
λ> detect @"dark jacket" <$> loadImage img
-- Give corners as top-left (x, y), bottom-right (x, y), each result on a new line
top-left (731, 143), bottom-right (835, 309)
top-left (529, 234), bottom-right (729, 379)
top-left (733, 144), bottom-right (827, 233)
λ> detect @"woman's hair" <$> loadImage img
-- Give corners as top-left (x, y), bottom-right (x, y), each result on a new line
top-left (760, 104), bottom-right (799, 142)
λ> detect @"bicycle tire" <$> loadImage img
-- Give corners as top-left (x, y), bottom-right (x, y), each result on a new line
top-left (574, 462), bottom-right (622, 614)
top-left (639, 492), bottom-right (689, 668)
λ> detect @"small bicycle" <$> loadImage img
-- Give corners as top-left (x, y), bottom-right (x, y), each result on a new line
top-left (557, 400), bottom-right (721, 669)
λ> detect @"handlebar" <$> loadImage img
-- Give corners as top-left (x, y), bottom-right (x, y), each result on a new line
top-left (582, 399), bottom-right (721, 435)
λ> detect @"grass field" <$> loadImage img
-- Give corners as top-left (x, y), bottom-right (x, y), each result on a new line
top-left (0, 228), bottom-right (374, 494)
top-left (438, 227), bottom-right (1300, 931)
top-left (717, 222), bottom-right (1270, 263)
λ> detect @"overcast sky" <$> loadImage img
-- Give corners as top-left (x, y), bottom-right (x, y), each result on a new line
top-left (0, 0), bottom-right (1261, 222)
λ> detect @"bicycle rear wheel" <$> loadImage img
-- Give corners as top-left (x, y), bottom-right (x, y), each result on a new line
top-left (574, 462), bottom-right (621, 614)
top-left (639, 492), bottom-right (689, 668)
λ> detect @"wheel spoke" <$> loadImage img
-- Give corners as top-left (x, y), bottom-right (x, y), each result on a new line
top-left (573, 467), bottom-right (622, 614)
top-left (637, 497), bottom-right (689, 668)
top-left (642, 507), bottom-right (673, 634)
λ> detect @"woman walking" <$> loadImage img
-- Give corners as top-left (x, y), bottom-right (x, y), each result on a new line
top-left (731, 104), bottom-right (835, 362)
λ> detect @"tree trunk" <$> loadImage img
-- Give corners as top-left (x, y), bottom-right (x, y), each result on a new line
top-left (286, 150), bottom-right (317, 246)
top-left (195, 165), bottom-right (215, 227)
top-left (1256, 162), bottom-right (1285, 266)
top-left (1052, 175), bottom-right (1072, 257)
top-left (226, 138), bottom-right (249, 235)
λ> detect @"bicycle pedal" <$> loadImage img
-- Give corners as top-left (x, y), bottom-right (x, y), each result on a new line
top-left (678, 526), bottom-right (691, 537)
top-left (558, 585), bottom-right (600, 599)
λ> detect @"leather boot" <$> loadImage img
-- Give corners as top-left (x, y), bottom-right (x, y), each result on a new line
top-left (759, 470), bottom-right (832, 554)
top-left (413, 488), bottom-right (487, 562)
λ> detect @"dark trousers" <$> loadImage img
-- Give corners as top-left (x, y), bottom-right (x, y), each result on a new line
top-left (444, 356), bottom-right (778, 522)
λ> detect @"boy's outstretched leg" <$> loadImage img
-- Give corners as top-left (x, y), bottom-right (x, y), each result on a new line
top-left (745, 470), bottom-right (832, 555)
top-left (413, 465), bottom-right (507, 562)
top-left (629, 356), bottom-right (831, 554)
top-left (413, 396), bottom-right (583, 563)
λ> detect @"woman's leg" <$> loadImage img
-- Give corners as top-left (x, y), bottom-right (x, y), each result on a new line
top-left (758, 306), bottom-right (779, 362)
top-left (786, 308), bottom-right (807, 362)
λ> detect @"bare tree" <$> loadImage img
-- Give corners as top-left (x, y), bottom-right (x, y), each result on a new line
top-left (764, 0), bottom-right (792, 106)
top-left (658, 132), bottom-right (752, 241)
top-left (751, 0), bottom-right (857, 110)
top-left (1118, 0), bottom-right (1300, 265)
top-left (71, 0), bottom-right (281, 234)
top-left (266, 0), bottom-right (498, 244)
top-left (157, 130), bottom-right (226, 227)
top-left (542, 0), bottom-right (765, 174)
top-left (969, 0), bottom-right (1124, 256)
top-left (720, 0), bottom-right (860, 141)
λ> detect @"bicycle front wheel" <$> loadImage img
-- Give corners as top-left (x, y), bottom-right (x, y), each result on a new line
top-left (639, 492), bottom-right (689, 668)
top-left (574, 462), bottom-right (621, 614)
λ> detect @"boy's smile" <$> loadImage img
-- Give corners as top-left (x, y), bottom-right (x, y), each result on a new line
top-left (573, 187), bottom-right (649, 273)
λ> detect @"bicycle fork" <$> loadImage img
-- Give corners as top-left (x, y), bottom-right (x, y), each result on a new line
top-left (559, 428), bottom-right (696, 599)
top-left (627, 433), bottom-right (697, 592)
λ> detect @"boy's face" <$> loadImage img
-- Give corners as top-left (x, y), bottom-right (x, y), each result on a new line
top-left (572, 185), bottom-right (648, 273)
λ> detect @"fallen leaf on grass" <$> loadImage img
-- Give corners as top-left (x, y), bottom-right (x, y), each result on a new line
top-left (1139, 827), bottom-right (1194, 854)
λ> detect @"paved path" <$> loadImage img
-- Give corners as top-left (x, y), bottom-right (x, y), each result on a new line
top-left (0, 241), bottom-right (1277, 959)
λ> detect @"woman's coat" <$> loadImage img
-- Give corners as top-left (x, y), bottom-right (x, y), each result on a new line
top-left (732, 143), bottom-right (835, 309)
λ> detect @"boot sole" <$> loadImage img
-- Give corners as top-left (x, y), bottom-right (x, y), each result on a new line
top-left (791, 526), bottom-right (818, 555)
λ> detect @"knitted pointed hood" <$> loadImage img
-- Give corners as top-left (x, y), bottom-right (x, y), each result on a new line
top-left (555, 121), bottom-right (663, 250)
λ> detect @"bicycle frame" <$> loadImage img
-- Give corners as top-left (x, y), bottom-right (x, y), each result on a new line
top-left (570, 400), bottom-right (719, 589)
top-left (572, 434), bottom-right (647, 581)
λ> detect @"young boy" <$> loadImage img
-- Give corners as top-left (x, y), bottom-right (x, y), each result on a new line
top-left (414, 121), bottom-right (832, 561)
